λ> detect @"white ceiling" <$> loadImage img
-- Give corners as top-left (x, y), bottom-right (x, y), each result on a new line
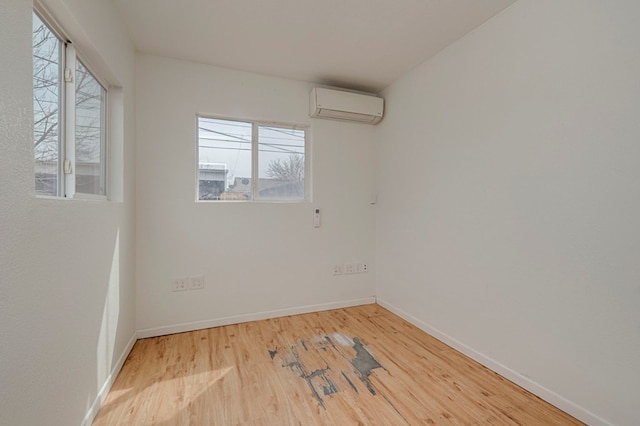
top-left (114, 0), bottom-right (515, 93)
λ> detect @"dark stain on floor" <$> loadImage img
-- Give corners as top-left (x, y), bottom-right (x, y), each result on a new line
top-left (351, 337), bottom-right (384, 395)
top-left (283, 346), bottom-right (336, 407)
top-left (268, 334), bottom-right (384, 408)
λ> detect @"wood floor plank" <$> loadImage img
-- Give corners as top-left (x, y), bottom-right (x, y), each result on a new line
top-left (93, 304), bottom-right (582, 425)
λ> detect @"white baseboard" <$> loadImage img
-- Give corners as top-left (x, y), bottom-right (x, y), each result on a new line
top-left (136, 297), bottom-right (377, 339)
top-left (80, 298), bottom-right (375, 424)
top-left (375, 298), bottom-right (611, 426)
top-left (81, 332), bottom-right (137, 426)
top-left (84, 298), bottom-right (606, 426)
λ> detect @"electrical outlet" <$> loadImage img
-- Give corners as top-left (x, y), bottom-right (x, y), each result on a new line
top-left (344, 263), bottom-right (355, 274)
top-left (334, 262), bottom-right (368, 275)
top-left (333, 264), bottom-right (343, 275)
top-left (172, 277), bottom-right (188, 292)
top-left (189, 275), bottom-right (204, 290)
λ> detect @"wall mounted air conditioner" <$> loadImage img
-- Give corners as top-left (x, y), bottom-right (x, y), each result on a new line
top-left (309, 87), bottom-right (384, 125)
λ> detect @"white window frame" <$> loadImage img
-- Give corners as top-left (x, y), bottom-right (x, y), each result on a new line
top-left (196, 115), bottom-right (310, 203)
top-left (33, 4), bottom-right (109, 200)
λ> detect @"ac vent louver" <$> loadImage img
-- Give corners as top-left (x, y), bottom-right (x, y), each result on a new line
top-left (310, 87), bottom-right (384, 125)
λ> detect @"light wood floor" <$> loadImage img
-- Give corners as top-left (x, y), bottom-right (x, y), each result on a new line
top-left (94, 304), bottom-right (582, 425)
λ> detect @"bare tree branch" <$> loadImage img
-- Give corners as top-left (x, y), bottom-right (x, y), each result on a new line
top-left (266, 154), bottom-right (304, 182)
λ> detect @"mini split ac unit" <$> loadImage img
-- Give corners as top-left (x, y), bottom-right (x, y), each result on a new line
top-left (309, 87), bottom-right (384, 125)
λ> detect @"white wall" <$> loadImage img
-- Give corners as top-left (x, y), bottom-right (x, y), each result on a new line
top-left (375, 1), bottom-right (640, 425)
top-left (135, 55), bottom-right (376, 333)
top-left (0, 0), bottom-right (136, 425)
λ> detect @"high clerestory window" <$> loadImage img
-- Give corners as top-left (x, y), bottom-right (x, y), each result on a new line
top-left (197, 116), bottom-right (308, 201)
top-left (33, 8), bottom-right (108, 198)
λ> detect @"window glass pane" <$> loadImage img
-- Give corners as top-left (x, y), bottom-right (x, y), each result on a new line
top-left (75, 60), bottom-right (106, 195)
top-left (33, 12), bottom-right (62, 196)
top-left (198, 117), bottom-right (252, 200)
top-left (257, 126), bottom-right (305, 199)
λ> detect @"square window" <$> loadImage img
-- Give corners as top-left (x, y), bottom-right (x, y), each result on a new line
top-left (197, 117), bottom-right (307, 201)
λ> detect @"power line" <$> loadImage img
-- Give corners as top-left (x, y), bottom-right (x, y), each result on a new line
top-left (199, 119), bottom-right (304, 139)
top-left (199, 146), bottom-right (303, 155)
top-left (200, 136), bottom-right (303, 149)
top-left (198, 127), bottom-right (251, 143)
top-left (261, 127), bottom-right (305, 139)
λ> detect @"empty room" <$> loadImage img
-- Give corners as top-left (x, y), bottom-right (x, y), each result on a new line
top-left (1, 0), bottom-right (638, 425)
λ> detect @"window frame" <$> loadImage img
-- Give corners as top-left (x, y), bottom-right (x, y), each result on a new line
top-left (196, 115), bottom-right (310, 203)
top-left (33, 4), bottom-right (109, 200)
